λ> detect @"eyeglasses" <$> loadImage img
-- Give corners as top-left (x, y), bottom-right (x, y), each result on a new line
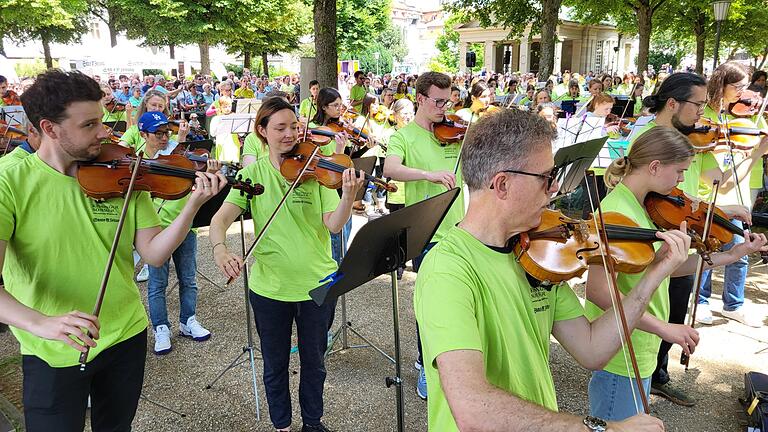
top-left (152, 131), bottom-right (171, 139)
top-left (728, 82), bottom-right (748, 91)
top-left (490, 166), bottom-right (559, 190)
top-left (678, 99), bottom-right (708, 111)
top-left (327, 102), bottom-right (343, 108)
top-left (421, 95), bottom-right (449, 108)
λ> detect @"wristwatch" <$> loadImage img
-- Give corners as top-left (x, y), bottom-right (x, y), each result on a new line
top-left (583, 415), bottom-right (607, 432)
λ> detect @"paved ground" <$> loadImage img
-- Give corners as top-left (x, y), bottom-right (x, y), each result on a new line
top-left (1, 214), bottom-right (767, 431)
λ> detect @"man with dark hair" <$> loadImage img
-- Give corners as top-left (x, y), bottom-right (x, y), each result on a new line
top-left (383, 70), bottom-right (462, 399)
top-left (633, 72), bottom-right (764, 406)
top-left (0, 69), bottom-right (225, 431)
top-left (415, 108), bottom-right (684, 431)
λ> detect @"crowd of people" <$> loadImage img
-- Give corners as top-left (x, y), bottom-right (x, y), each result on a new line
top-left (1, 59), bottom-right (767, 432)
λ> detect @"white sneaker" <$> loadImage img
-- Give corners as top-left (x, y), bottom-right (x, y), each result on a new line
top-left (721, 307), bottom-right (764, 328)
top-left (153, 325), bottom-right (172, 355)
top-left (179, 315), bottom-right (211, 341)
top-left (136, 264), bottom-right (149, 282)
top-left (696, 303), bottom-right (713, 325)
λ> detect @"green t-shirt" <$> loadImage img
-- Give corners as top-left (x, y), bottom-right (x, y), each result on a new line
top-left (584, 182), bottom-right (669, 379)
top-left (102, 106), bottom-right (127, 123)
top-left (224, 156), bottom-right (340, 301)
top-left (350, 84), bottom-right (367, 112)
top-left (299, 98), bottom-right (318, 120)
top-left (381, 127), bottom-right (405, 205)
top-left (242, 132), bottom-right (267, 160)
top-left (386, 121), bottom-right (465, 242)
top-left (415, 227), bottom-right (585, 431)
top-left (454, 108), bottom-right (481, 124)
top-left (0, 154), bottom-right (160, 367)
top-left (0, 146), bottom-right (32, 171)
top-left (153, 195), bottom-right (190, 229)
top-left (120, 125), bottom-right (145, 153)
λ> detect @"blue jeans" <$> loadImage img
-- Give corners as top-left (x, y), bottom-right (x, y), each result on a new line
top-left (330, 218), bottom-right (352, 265)
top-left (588, 370), bottom-right (651, 421)
top-left (699, 219), bottom-right (746, 311)
top-left (249, 291), bottom-right (337, 429)
top-left (147, 231), bottom-right (199, 328)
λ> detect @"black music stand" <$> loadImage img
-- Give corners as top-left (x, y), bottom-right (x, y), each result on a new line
top-left (550, 137), bottom-right (608, 202)
top-left (611, 96), bottom-right (635, 117)
top-left (326, 156), bottom-right (393, 363)
top-left (104, 120), bottom-right (127, 133)
top-left (202, 188), bottom-right (262, 421)
top-left (178, 139), bottom-right (214, 153)
top-left (310, 188), bottom-right (461, 432)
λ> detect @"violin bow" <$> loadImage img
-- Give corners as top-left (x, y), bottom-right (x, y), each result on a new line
top-left (756, 92), bottom-right (768, 120)
top-left (681, 179), bottom-right (720, 369)
top-left (452, 111), bottom-right (475, 177)
top-left (79, 151), bottom-right (145, 371)
top-left (584, 169), bottom-right (650, 414)
top-left (227, 144), bottom-right (322, 285)
top-left (618, 82), bottom-right (638, 122)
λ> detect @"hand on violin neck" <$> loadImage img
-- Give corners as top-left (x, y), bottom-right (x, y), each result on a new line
top-left (725, 230), bottom-right (768, 261)
top-left (720, 204), bottom-right (752, 225)
top-left (340, 168), bottom-right (366, 199)
top-left (188, 171), bottom-right (226, 208)
top-left (648, 221), bottom-right (691, 278)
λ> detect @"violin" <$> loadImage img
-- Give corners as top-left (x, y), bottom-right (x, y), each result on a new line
top-left (433, 114), bottom-right (468, 145)
top-left (104, 99), bottom-right (126, 112)
top-left (514, 209), bottom-right (661, 284)
top-left (686, 118), bottom-right (766, 152)
top-left (1, 123), bottom-right (28, 154)
top-left (310, 125), bottom-right (387, 153)
top-left (728, 89), bottom-right (763, 118)
top-left (280, 141), bottom-right (397, 192)
top-left (644, 187), bottom-right (741, 261)
top-left (1, 90), bottom-right (22, 106)
top-left (77, 144), bottom-right (264, 200)
top-left (176, 147), bottom-right (241, 172)
top-left (605, 114), bottom-right (636, 137)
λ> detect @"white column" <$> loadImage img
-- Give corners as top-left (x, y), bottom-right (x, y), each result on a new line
top-left (484, 40), bottom-right (496, 73)
top-left (459, 42), bottom-right (467, 73)
top-left (553, 40), bottom-right (563, 75)
top-left (519, 37), bottom-right (530, 73)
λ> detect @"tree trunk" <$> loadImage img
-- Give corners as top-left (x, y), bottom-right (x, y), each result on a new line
top-left (0, 38), bottom-right (5, 57)
top-left (169, 44), bottom-right (175, 59)
top-left (635, 3), bottom-right (653, 73)
top-left (314, 0), bottom-right (338, 88)
top-left (42, 34), bottom-right (53, 69)
top-left (262, 52), bottom-right (269, 77)
top-left (691, 8), bottom-right (707, 75)
top-left (758, 46), bottom-right (768, 70)
top-left (199, 40), bottom-right (210, 75)
top-left (107, 15), bottom-right (118, 47)
top-left (727, 47), bottom-right (737, 61)
top-left (538, 0), bottom-right (562, 79)
top-left (244, 51), bottom-right (251, 69)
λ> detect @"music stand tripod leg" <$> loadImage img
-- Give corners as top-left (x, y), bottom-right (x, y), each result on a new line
top-left (204, 211), bottom-right (261, 421)
top-left (139, 394), bottom-right (187, 417)
top-left (325, 221), bottom-right (395, 364)
top-left (384, 269), bottom-right (405, 432)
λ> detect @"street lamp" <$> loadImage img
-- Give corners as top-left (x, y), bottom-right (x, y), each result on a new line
top-left (374, 51), bottom-right (380, 76)
top-left (712, 0), bottom-right (732, 70)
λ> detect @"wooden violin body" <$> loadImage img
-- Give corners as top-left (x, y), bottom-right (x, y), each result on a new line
top-left (433, 114), bottom-right (468, 145)
top-left (514, 209), bottom-right (659, 284)
top-left (728, 89), bottom-right (763, 118)
top-left (686, 118), bottom-right (765, 152)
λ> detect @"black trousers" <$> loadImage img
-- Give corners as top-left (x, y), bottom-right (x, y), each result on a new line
top-left (652, 275), bottom-right (694, 385)
top-left (22, 329), bottom-right (147, 432)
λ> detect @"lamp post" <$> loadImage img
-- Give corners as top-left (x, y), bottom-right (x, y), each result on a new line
top-left (374, 51), bottom-right (380, 76)
top-left (712, 0), bottom-right (732, 70)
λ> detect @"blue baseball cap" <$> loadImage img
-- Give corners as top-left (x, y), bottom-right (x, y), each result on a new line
top-left (137, 112), bottom-right (169, 132)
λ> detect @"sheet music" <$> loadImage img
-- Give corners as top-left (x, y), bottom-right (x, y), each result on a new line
top-left (234, 98), bottom-right (262, 114)
top-left (0, 106), bottom-right (27, 129)
top-left (554, 116), bottom-right (604, 150)
top-left (211, 113), bottom-right (257, 135)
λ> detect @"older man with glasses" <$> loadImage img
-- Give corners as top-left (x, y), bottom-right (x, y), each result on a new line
top-left (383, 71), bottom-right (466, 401)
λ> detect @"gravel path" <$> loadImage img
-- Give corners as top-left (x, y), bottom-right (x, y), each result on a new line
top-left (1, 214), bottom-right (767, 431)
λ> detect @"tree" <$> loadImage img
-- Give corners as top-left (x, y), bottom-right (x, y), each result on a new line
top-left (314, 0), bottom-right (337, 87)
top-left (432, 13), bottom-right (483, 73)
top-left (0, 0), bottom-right (90, 68)
top-left (223, 0), bottom-right (311, 76)
top-left (89, 0), bottom-right (121, 47)
top-left (566, 0), bottom-right (668, 73)
top-left (443, 0), bottom-right (562, 78)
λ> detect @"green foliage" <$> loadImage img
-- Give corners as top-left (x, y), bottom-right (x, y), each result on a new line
top-left (142, 68), bottom-right (164, 77)
top-left (224, 64), bottom-right (245, 77)
top-left (14, 59), bottom-right (58, 78)
top-left (647, 49), bottom-right (683, 71)
top-left (433, 13), bottom-right (463, 72)
top-left (336, 0), bottom-right (404, 74)
top-left (223, 0), bottom-right (311, 60)
top-left (268, 65), bottom-right (294, 77)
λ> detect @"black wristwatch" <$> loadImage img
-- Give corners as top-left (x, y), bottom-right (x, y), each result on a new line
top-left (583, 415), bottom-right (607, 432)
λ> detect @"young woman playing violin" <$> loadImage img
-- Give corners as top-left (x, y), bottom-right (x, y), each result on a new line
top-left (356, 93), bottom-right (390, 214)
top-left (586, 126), bottom-right (768, 421)
top-left (209, 97), bottom-right (364, 432)
top-left (0, 69), bottom-right (224, 432)
top-left (382, 98), bottom-right (414, 216)
top-left (697, 61), bottom-right (768, 328)
top-left (455, 80), bottom-right (494, 123)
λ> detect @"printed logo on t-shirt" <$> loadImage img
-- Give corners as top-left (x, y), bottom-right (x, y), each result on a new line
top-left (91, 200), bottom-right (120, 223)
top-left (530, 285), bottom-right (551, 314)
top-left (291, 188), bottom-right (314, 206)
top-left (443, 145), bottom-right (460, 160)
